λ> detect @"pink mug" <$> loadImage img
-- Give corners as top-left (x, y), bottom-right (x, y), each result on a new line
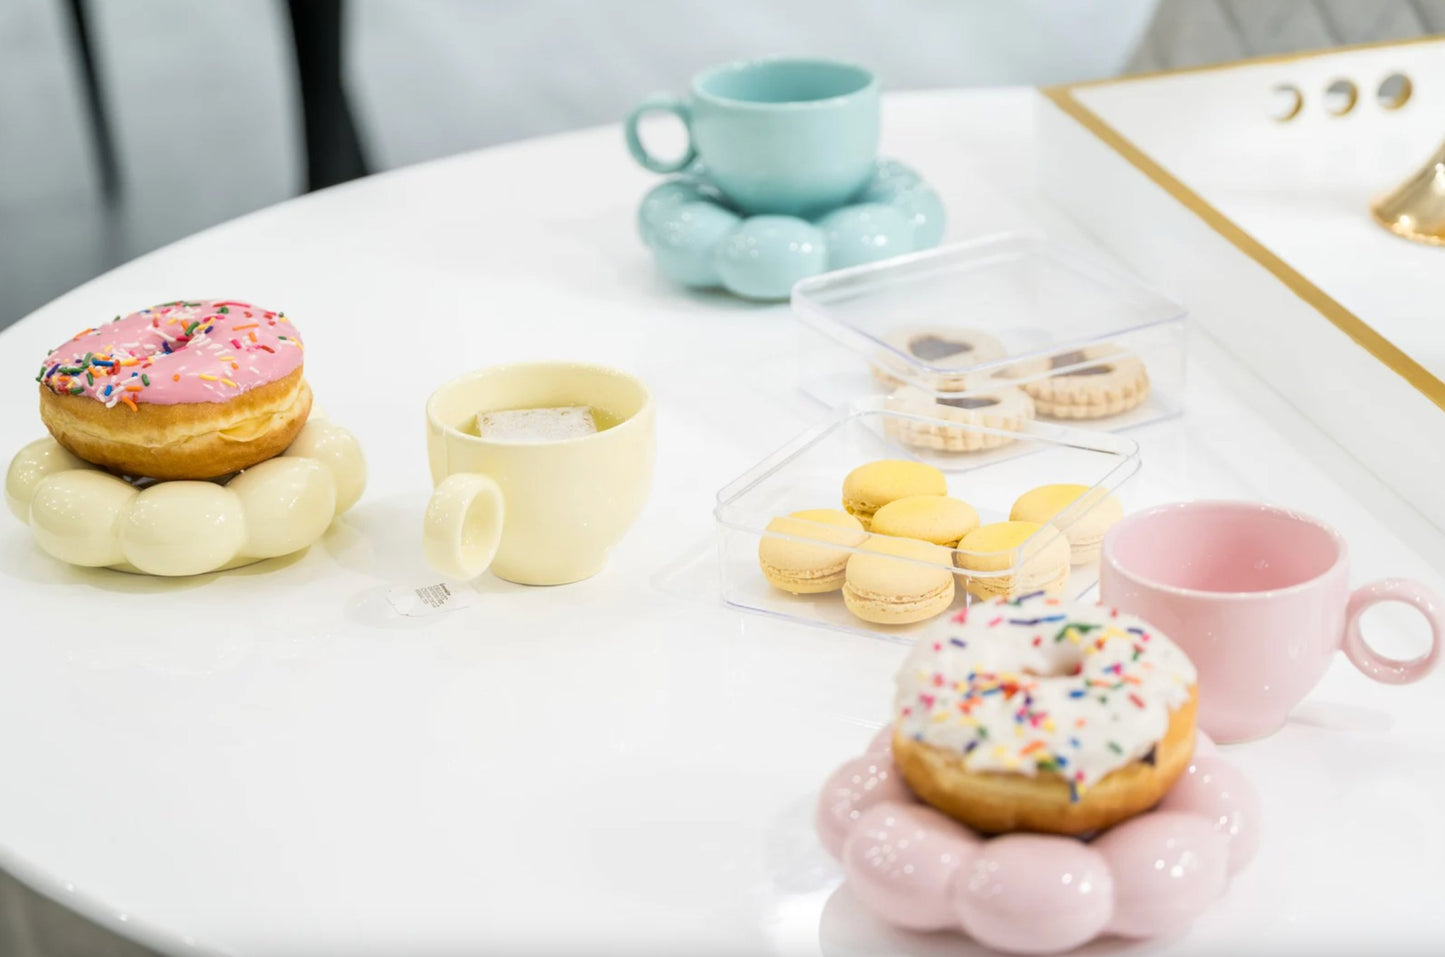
top-left (1099, 501), bottom-right (1442, 743)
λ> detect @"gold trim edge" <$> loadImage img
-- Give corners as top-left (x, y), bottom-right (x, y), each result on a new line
top-left (1063, 32), bottom-right (1445, 91)
top-left (1038, 73), bottom-right (1445, 413)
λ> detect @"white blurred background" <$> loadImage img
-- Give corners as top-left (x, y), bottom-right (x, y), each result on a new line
top-left (4, 0), bottom-right (1441, 330)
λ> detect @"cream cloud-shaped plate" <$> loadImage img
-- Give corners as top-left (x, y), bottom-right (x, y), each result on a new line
top-left (5, 416), bottom-right (365, 576)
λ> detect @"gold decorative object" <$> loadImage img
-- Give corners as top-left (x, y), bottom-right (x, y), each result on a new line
top-left (1372, 138), bottom-right (1445, 246)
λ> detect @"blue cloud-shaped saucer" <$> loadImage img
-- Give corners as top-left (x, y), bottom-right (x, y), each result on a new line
top-left (638, 158), bottom-right (945, 300)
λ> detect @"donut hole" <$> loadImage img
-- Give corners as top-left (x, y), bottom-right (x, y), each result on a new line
top-left (1023, 642), bottom-right (1085, 679)
top-left (910, 335), bottom-right (972, 361)
top-left (939, 395), bottom-right (999, 410)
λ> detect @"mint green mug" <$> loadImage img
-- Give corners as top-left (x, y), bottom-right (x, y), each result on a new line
top-left (625, 58), bottom-right (879, 218)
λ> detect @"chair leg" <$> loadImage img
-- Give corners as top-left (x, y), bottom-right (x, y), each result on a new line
top-left (61, 0), bottom-right (121, 202)
top-left (286, 0), bottom-right (369, 191)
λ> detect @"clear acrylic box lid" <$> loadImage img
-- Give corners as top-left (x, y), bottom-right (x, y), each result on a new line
top-left (791, 233), bottom-right (1187, 388)
top-left (713, 398), bottom-right (1142, 645)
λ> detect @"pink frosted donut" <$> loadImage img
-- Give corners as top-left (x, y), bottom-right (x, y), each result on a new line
top-left (37, 299), bottom-right (311, 479)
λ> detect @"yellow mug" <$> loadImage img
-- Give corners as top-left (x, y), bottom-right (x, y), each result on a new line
top-left (423, 362), bottom-right (656, 585)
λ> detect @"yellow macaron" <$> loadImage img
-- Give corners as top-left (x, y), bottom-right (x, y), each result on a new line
top-left (1010, 484), bottom-right (1124, 565)
top-left (869, 495), bottom-right (980, 547)
top-left (953, 520), bottom-right (1070, 600)
top-left (841, 460), bottom-right (948, 529)
top-left (843, 535), bottom-right (956, 625)
top-left (758, 509), bottom-right (868, 594)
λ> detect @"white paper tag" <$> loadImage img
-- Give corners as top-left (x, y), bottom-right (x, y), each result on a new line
top-left (386, 581), bottom-right (479, 617)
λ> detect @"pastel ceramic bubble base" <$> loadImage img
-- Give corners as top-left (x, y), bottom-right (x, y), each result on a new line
top-left (638, 158), bottom-right (945, 301)
top-left (817, 727), bottom-right (1258, 954)
top-left (5, 415), bottom-right (366, 577)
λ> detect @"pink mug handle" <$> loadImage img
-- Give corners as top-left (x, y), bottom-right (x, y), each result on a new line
top-left (1341, 579), bottom-right (1443, 684)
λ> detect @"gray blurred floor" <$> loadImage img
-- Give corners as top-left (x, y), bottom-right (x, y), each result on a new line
top-left (1, 0), bottom-right (1443, 954)
top-left (0, 870), bottom-right (155, 957)
top-left (0, 0), bottom-right (297, 329)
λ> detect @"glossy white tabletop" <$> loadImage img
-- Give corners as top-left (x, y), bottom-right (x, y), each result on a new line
top-left (1, 89), bottom-right (1443, 955)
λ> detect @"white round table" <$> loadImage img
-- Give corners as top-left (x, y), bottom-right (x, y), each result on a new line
top-left (2, 89), bottom-right (1443, 955)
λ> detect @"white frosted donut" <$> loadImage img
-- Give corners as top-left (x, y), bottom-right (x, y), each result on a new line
top-left (892, 594), bottom-right (1197, 835)
top-left (883, 383), bottom-right (1035, 453)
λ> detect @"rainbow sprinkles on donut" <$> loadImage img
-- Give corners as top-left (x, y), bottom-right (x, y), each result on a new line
top-left (37, 299), bottom-right (312, 480)
top-left (892, 592), bottom-right (1198, 835)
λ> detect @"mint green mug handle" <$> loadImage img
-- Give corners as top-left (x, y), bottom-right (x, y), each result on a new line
top-left (625, 93), bottom-right (696, 174)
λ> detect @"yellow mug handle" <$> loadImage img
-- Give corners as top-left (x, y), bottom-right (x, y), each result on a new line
top-left (423, 472), bottom-right (504, 580)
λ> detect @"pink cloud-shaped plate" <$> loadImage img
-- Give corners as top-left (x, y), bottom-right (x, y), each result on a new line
top-left (817, 727), bottom-right (1258, 954)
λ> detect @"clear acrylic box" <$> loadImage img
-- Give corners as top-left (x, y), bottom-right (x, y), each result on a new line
top-left (714, 399), bottom-right (1141, 645)
top-left (791, 233), bottom-right (1187, 434)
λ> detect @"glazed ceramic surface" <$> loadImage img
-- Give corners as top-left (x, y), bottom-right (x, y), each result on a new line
top-left (5, 416), bottom-right (365, 576)
top-left (817, 727), bottom-right (1257, 953)
top-left (626, 57), bottom-right (879, 217)
top-left (638, 157), bottom-right (945, 300)
top-left (1, 90), bottom-right (1444, 956)
top-left (1100, 501), bottom-right (1443, 742)
top-left (424, 362), bottom-right (655, 585)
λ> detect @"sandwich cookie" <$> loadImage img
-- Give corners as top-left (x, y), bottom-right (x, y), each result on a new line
top-left (1010, 484), bottom-right (1123, 565)
top-left (869, 494), bottom-right (979, 548)
top-left (873, 325), bottom-right (1007, 391)
top-left (1020, 345), bottom-right (1150, 420)
top-left (843, 535), bottom-right (956, 625)
top-left (841, 459), bottom-right (947, 530)
top-left (758, 509), bottom-right (867, 594)
top-left (884, 383), bottom-right (1035, 453)
top-left (954, 520), bottom-right (1070, 600)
